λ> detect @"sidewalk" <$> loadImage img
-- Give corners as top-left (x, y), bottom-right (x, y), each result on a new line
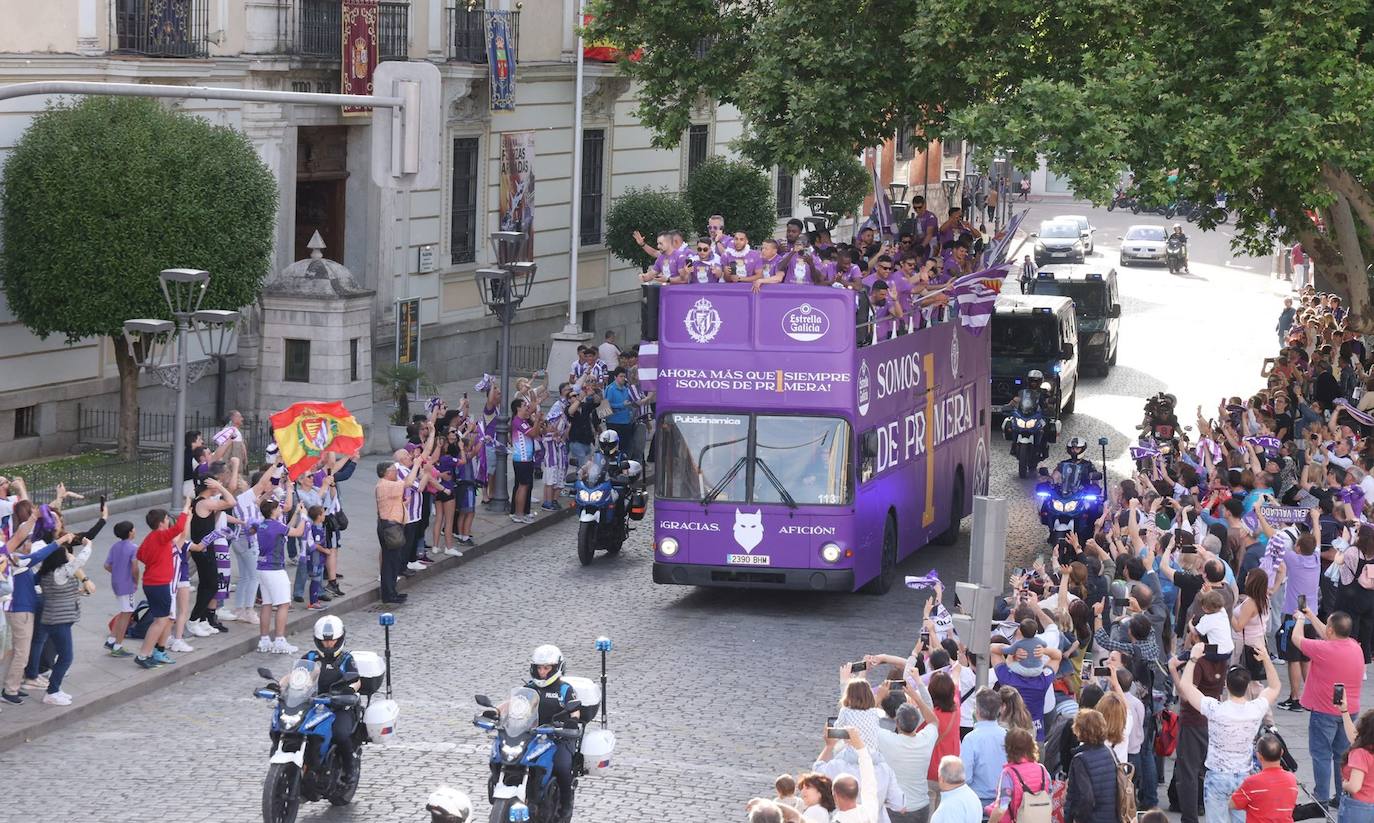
top-left (0, 454), bottom-right (573, 752)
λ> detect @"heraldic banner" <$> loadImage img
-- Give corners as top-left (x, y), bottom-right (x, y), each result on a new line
top-left (270, 401), bottom-right (366, 479)
top-left (499, 132), bottom-right (535, 261)
top-left (341, 0), bottom-right (379, 115)
top-left (486, 9), bottom-right (516, 111)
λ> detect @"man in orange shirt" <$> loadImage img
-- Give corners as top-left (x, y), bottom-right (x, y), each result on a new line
top-left (1229, 734), bottom-right (1296, 821)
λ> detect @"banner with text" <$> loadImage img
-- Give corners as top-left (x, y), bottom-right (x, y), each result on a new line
top-left (341, 0), bottom-right (379, 115)
top-left (499, 132), bottom-right (535, 260)
top-left (486, 10), bottom-right (517, 111)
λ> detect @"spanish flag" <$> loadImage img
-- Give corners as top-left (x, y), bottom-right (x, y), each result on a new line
top-left (269, 401), bottom-right (366, 480)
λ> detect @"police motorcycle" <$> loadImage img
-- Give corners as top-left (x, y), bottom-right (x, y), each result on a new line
top-left (473, 640), bottom-right (617, 823)
top-left (255, 614), bottom-right (400, 823)
top-left (573, 430), bottom-right (647, 566)
top-left (1002, 370), bottom-right (1058, 479)
top-left (1035, 437), bottom-right (1104, 551)
top-left (1135, 392), bottom-right (1187, 471)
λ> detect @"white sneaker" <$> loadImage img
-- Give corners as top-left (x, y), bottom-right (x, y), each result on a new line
top-left (521, 515), bottom-right (537, 524)
top-left (272, 638), bottom-right (298, 654)
top-left (406, 561), bottom-right (425, 571)
top-left (215, 607), bottom-right (239, 623)
top-left (169, 637), bottom-right (195, 653)
top-left (42, 691), bottom-right (72, 706)
top-left (188, 620), bottom-right (214, 638)
top-left (257, 636), bottom-right (273, 653)
top-left (509, 515), bottom-right (523, 524)
top-left (445, 547), bottom-right (464, 557)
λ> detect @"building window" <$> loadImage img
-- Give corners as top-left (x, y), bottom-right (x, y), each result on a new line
top-left (942, 137), bottom-right (963, 157)
top-left (349, 338), bottom-right (360, 382)
top-left (13, 405), bottom-right (37, 439)
top-left (580, 129), bottom-right (606, 246)
top-left (894, 121), bottom-right (914, 160)
top-left (775, 169), bottom-right (794, 218)
top-left (687, 124), bottom-right (709, 176)
top-left (284, 339), bottom-right (311, 383)
top-left (450, 137), bottom-right (480, 264)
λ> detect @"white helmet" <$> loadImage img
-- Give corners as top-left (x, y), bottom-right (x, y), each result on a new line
top-left (1027, 369), bottom-right (1044, 382)
top-left (426, 786), bottom-right (472, 823)
top-left (529, 644), bottom-right (564, 687)
top-left (598, 429), bottom-right (620, 455)
top-left (313, 615), bottom-right (346, 658)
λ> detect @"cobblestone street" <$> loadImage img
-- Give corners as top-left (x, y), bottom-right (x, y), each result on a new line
top-left (0, 206), bottom-right (1294, 822)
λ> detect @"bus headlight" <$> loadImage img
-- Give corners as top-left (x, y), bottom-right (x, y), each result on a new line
top-left (820, 542), bottom-right (842, 564)
top-left (658, 537), bottom-right (679, 557)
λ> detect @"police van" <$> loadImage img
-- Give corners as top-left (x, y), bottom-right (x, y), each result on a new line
top-left (1023, 265), bottom-right (1121, 376)
top-left (989, 294), bottom-right (1080, 417)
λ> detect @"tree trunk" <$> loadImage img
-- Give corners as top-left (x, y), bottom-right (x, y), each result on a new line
top-left (112, 334), bottom-right (141, 460)
top-left (1328, 190), bottom-right (1374, 332)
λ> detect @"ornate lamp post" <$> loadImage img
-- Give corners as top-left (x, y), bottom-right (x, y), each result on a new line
top-left (121, 268), bottom-right (240, 508)
top-left (475, 232), bottom-right (537, 511)
top-left (942, 169), bottom-right (961, 214)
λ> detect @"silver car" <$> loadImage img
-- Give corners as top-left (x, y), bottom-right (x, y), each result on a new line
top-left (1118, 224), bottom-right (1168, 265)
top-left (1053, 214), bottom-right (1096, 254)
top-left (1033, 221), bottom-right (1086, 265)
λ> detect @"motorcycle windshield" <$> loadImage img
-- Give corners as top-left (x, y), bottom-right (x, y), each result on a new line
top-left (283, 660), bottom-right (319, 711)
top-left (581, 461), bottom-right (605, 485)
top-left (1058, 462), bottom-right (1084, 495)
top-left (502, 688), bottom-right (540, 738)
top-left (1017, 390), bottom-right (1038, 416)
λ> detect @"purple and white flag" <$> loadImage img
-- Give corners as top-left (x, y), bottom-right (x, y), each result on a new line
top-left (1335, 398), bottom-right (1374, 427)
top-left (1195, 437), bottom-right (1223, 464)
top-left (425, 396), bottom-right (444, 415)
top-left (869, 164), bottom-right (894, 239)
top-left (212, 424), bottom-right (241, 448)
top-left (1244, 435), bottom-right (1281, 454)
top-left (954, 288), bottom-right (998, 336)
top-left (1130, 444), bottom-right (1161, 461)
top-left (637, 341), bottom-right (658, 393)
top-left (474, 373), bottom-right (495, 393)
top-left (904, 571), bottom-right (956, 640)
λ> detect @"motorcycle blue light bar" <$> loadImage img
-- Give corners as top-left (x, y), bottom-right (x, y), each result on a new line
top-left (1086, 272), bottom-right (1103, 280)
top-left (379, 613), bottom-right (396, 626)
top-left (595, 637), bottom-right (613, 652)
top-left (1034, 307), bottom-right (1052, 313)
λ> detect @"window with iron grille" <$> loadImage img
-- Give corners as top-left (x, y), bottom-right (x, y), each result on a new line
top-left (687, 124), bottom-right (709, 176)
top-left (775, 169), bottom-right (795, 218)
top-left (451, 137), bottom-right (480, 264)
top-left (285, 339), bottom-right (312, 383)
top-left (13, 405), bottom-right (37, 439)
top-left (580, 129), bottom-right (606, 246)
top-left (350, 338), bottom-right (360, 382)
top-left (895, 121), bottom-right (915, 160)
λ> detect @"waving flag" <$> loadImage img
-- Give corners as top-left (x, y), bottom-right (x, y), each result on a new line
top-left (1130, 443), bottom-right (1161, 461)
top-left (270, 401), bottom-right (366, 480)
top-left (864, 164), bottom-right (894, 239)
top-left (987, 208), bottom-right (1031, 266)
top-left (904, 571), bottom-right (956, 640)
top-left (1244, 435), bottom-right (1281, 454)
top-left (1335, 398), bottom-right (1374, 427)
top-left (944, 263), bottom-right (1013, 336)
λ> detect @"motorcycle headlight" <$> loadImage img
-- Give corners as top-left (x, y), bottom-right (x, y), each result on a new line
top-left (1065, 500), bottom-right (1079, 512)
top-left (658, 537), bottom-right (679, 557)
top-left (589, 490), bottom-right (606, 502)
top-left (279, 711), bottom-right (303, 728)
top-left (576, 490), bottom-right (591, 503)
top-left (820, 542), bottom-right (842, 564)
top-left (501, 743), bottom-right (525, 761)
top-left (1052, 499), bottom-right (1065, 512)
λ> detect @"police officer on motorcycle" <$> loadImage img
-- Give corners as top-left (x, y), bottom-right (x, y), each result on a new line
top-left (1004, 369), bottom-right (1053, 459)
top-left (300, 616), bottom-right (362, 781)
top-left (1055, 437), bottom-right (1096, 491)
top-left (524, 645), bottom-right (581, 823)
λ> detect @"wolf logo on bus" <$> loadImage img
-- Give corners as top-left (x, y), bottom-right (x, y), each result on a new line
top-left (685, 297), bottom-right (722, 344)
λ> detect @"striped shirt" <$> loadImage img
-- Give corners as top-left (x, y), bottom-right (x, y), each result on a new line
top-left (233, 489), bottom-right (263, 542)
top-left (395, 465), bottom-right (425, 524)
top-left (571, 359), bottom-right (609, 383)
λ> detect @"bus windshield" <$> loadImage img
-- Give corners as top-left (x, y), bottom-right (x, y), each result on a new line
top-left (990, 315), bottom-right (1060, 359)
top-left (1030, 282), bottom-right (1106, 317)
top-left (656, 413), bottom-right (852, 505)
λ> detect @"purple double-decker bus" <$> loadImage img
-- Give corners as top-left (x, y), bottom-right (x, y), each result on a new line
top-left (650, 284), bottom-right (992, 593)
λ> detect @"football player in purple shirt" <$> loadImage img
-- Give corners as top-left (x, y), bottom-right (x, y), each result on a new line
top-left (675, 237), bottom-right (725, 284)
top-left (742, 239), bottom-right (793, 292)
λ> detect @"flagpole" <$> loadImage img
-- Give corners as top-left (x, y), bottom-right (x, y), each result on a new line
top-left (564, 0), bottom-right (587, 335)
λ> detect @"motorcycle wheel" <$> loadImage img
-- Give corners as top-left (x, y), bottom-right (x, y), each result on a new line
top-left (489, 798), bottom-right (514, 823)
top-left (1130, 202), bottom-right (1141, 215)
top-left (328, 748), bottom-right (360, 806)
top-left (1216, 209), bottom-right (1230, 225)
top-left (1163, 204), bottom-right (1177, 219)
top-left (576, 520), bottom-right (596, 566)
top-left (262, 762), bottom-right (302, 823)
top-left (1106, 199), bottom-right (1116, 212)
top-left (1016, 442), bottom-right (1034, 479)
top-left (537, 781), bottom-right (563, 823)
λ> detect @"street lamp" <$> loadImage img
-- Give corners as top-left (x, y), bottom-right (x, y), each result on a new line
top-left (122, 268), bottom-right (240, 508)
top-left (475, 232), bottom-right (537, 512)
top-left (886, 182), bottom-right (908, 205)
top-left (942, 169), bottom-right (961, 212)
top-left (195, 309), bottom-right (242, 421)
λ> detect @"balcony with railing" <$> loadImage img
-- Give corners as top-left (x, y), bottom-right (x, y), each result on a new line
top-left (446, 5), bottom-right (519, 64)
top-left (278, 0), bottom-right (409, 60)
top-left (112, 0), bottom-right (210, 58)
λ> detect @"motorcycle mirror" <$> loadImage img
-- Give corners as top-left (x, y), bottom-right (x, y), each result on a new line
top-left (257, 667), bottom-right (276, 681)
top-left (474, 694), bottom-right (493, 708)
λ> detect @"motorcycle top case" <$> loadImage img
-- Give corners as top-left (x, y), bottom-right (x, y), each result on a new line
top-left (562, 675), bottom-right (601, 723)
top-left (351, 650), bottom-right (386, 696)
top-left (363, 698), bottom-right (400, 745)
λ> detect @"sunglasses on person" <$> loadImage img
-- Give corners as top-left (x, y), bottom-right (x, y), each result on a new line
top-left (878, 264), bottom-right (893, 271)
top-left (697, 245), bottom-right (710, 252)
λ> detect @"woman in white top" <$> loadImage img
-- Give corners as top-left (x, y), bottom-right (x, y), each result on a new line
top-left (796, 773), bottom-right (835, 822)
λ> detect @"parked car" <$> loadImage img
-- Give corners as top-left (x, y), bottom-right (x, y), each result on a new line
top-left (1053, 214), bottom-right (1096, 255)
top-left (1032, 221), bottom-right (1086, 265)
top-left (1118, 224), bottom-right (1169, 266)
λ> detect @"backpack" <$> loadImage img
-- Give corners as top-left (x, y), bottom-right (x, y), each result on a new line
top-left (1153, 708), bottom-right (1179, 756)
top-left (1043, 710), bottom-right (1074, 776)
top-left (998, 762), bottom-right (1053, 823)
top-left (115, 600), bottom-right (154, 640)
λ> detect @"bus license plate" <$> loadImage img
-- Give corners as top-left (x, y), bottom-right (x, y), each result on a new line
top-left (727, 554), bottom-right (771, 566)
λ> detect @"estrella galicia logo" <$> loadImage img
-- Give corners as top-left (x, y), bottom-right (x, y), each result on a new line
top-left (684, 297), bottom-right (722, 344)
top-left (781, 302), bottom-right (830, 342)
top-left (857, 361), bottom-right (871, 417)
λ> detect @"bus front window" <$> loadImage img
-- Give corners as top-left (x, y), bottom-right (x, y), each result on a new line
top-left (754, 416), bottom-right (853, 506)
top-left (656, 413), bottom-right (750, 501)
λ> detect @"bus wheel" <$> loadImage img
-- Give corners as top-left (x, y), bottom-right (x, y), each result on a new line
top-left (863, 515), bottom-right (898, 595)
top-left (933, 473), bottom-right (964, 546)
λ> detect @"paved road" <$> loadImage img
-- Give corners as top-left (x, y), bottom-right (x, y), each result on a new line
top-left (0, 206), bottom-right (1300, 822)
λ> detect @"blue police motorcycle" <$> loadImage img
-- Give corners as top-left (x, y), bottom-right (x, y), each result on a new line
top-left (1003, 387), bottom-right (1056, 479)
top-left (574, 458), bottom-right (644, 566)
top-left (1035, 459), bottom-right (1103, 557)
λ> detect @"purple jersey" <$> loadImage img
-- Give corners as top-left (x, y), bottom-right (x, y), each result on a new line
top-left (255, 519), bottom-right (289, 571)
top-left (104, 538), bottom-right (139, 597)
top-left (683, 253), bottom-right (724, 283)
top-left (744, 253), bottom-right (786, 281)
top-left (719, 244), bottom-right (759, 277)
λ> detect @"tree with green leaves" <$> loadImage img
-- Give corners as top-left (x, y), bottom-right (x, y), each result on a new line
top-left (605, 187), bottom-right (695, 270)
top-left (683, 156), bottom-right (775, 244)
top-left (0, 97), bottom-right (277, 457)
top-left (801, 155), bottom-right (871, 224)
top-left (585, 0), bottom-right (1374, 327)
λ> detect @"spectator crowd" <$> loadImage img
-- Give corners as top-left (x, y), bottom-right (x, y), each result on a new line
top-left (745, 289), bottom-right (1374, 823)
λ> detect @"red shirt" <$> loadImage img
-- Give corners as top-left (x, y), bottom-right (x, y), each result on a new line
top-left (925, 708), bottom-right (961, 780)
top-left (136, 513), bottom-right (187, 586)
top-left (1230, 766), bottom-right (1296, 822)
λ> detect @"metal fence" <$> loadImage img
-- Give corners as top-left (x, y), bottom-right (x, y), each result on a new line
top-left (378, 2), bottom-right (411, 60)
top-left (507, 343), bottom-right (548, 375)
top-left (113, 0), bottom-right (210, 57)
top-left (280, 0), bottom-right (342, 56)
top-left (76, 405), bottom-right (274, 460)
top-left (10, 450), bottom-right (175, 510)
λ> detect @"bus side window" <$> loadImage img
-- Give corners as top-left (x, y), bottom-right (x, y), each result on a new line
top-left (860, 430), bottom-right (878, 483)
